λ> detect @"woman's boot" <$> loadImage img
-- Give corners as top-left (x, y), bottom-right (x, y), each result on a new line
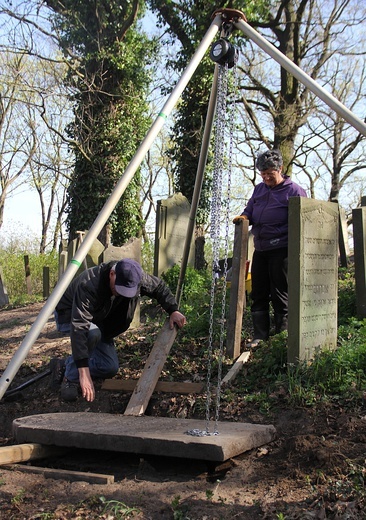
top-left (247, 311), bottom-right (270, 348)
top-left (274, 313), bottom-right (288, 334)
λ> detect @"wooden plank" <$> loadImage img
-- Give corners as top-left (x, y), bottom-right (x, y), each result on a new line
top-left (222, 351), bottom-right (250, 384)
top-left (124, 320), bottom-right (177, 416)
top-left (338, 205), bottom-right (349, 268)
top-left (3, 464), bottom-right (114, 484)
top-left (226, 219), bottom-right (249, 359)
top-left (102, 379), bottom-right (204, 394)
top-left (0, 443), bottom-right (66, 466)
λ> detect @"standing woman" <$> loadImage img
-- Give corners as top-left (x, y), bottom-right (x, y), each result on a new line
top-left (233, 149), bottom-right (307, 347)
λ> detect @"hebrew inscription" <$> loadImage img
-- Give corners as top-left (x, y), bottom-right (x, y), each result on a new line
top-left (288, 199), bottom-right (338, 363)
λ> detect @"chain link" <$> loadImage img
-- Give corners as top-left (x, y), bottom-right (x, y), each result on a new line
top-left (186, 59), bottom-right (238, 437)
top-left (214, 62), bottom-right (238, 431)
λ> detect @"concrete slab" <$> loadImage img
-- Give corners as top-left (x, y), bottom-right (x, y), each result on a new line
top-left (13, 413), bottom-right (276, 462)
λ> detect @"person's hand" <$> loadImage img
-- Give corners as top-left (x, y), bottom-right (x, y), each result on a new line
top-left (233, 215), bottom-right (248, 224)
top-left (169, 310), bottom-right (187, 330)
top-left (78, 367), bottom-right (95, 402)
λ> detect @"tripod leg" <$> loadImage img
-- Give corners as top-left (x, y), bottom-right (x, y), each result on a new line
top-left (0, 13), bottom-right (224, 402)
top-left (175, 65), bottom-right (220, 304)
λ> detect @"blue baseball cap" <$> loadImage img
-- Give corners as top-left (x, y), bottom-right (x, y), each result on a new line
top-left (114, 259), bottom-right (142, 298)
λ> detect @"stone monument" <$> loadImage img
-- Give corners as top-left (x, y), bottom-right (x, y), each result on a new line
top-left (288, 198), bottom-right (339, 363)
top-left (154, 193), bottom-right (194, 276)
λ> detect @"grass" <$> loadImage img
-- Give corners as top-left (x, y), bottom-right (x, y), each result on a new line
top-left (0, 249), bottom-right (58, 306)
top-left (2, 255), bottom-right (363, 410)
top-left (161, 263), bottom-right (365, 413)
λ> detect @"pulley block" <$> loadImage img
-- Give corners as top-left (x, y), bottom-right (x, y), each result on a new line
top-left (210, 38), bottom-right (238, 68)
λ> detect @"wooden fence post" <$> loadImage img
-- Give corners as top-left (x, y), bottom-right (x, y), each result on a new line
top-left (226, 219), bottom-right (249, 359)
top-left (43, 266), bottom-right (50, 298)
top-left (23, 255), bottom-right (32, 295)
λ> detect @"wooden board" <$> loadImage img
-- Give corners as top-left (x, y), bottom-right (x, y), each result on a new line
top-left (226, 219), bottom-right (249, 358)
top-left (221, 351), bottom-right (250, 384)
top-left (3, 464), bottom-right (114, 484)
top-left (124, 320), bottom-right (178, 416)
top-left (0, 443), bottom-right (66, 466)
top-left (102, 379), bottom-right (204, 394)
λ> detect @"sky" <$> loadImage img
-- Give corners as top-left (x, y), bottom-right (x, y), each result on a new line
top-left (1, 191), bottom-right (43, 243)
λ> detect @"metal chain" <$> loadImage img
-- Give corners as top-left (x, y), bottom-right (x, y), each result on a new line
top-left (186, 61), bottom-right (238, 437)
top-left (213, 61), bottom-right (238, 432)
top-left (207, 63), bottom-right (228, 435)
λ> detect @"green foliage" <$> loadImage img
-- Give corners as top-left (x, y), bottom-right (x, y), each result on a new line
top-left (99, 496), bottom-right (140, 518)
top-left (161, 264), bottom-right (210, 300)
top-left (141, 238), bottom-right (155, 274)
top-left (0, 248), bottom-right (58, 305)
top-left (47, 0), bottom-right (157, 245)
top-left (338, 266), bottom-right (357, 325)
top-left (171, 495), bottom-right (189, 520)
top-left (11, 488), bottom-right (26, 506)
top-left (234, 319), bottom-right (366, 407)
top-left (161, 264), bottom-right (217, 337)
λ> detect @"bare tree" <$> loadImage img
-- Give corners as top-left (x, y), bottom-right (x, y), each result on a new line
top-left (29, 122), bottom-right (71, 253)
top-left (235, 0), bottom-right (366, 191)
top-left (0, 52), bottom-right (37, 229)
top-left (295, 56), bottom-right (366, 206)
top-left (0, 2), bottom-right (74, 250)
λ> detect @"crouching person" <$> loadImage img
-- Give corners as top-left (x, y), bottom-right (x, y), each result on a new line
top-left (50, 258), bottom-right (186, 402)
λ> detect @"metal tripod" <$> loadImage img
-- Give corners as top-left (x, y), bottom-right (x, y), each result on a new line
top-left (1, 7), bottom-right (366, 401)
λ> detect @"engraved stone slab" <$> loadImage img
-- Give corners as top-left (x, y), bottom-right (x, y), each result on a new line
top-left (154, 193), bottom-right (194, 276)
top-left (101, 238), bottom-right (142, 327)
top-left (13, 413), bottom-right (276, 463)
top-left (67, 233), bottom-right (105, 276)
top-left (288, 198), bottom-right (338, 363)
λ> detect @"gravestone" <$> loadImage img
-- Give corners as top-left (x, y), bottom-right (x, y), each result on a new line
top-left (58, 240), bottom-right (68, 278)
top-left (352, 204), bottom-right (366, 319)
top-left (288, 198), bottom-right (338, 363)
top-left (67, 231), bottom-right (105, 276)
top-left (102, 237), bottom-right (141, 265)
top-left (154, 193), bottom-right (194, 276)
top-left (0, 267), bottom-right (9, 307)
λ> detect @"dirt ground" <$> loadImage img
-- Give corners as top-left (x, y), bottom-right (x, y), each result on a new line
top-left (0, 302), bottom-right (366, 519)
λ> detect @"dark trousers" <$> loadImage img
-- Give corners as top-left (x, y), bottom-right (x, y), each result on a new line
top-left (250, 247), bottom-right (288, 315)
top-left (54, 312), bottom-right (119, 383)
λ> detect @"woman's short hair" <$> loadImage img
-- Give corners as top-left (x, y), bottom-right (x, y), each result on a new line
top-left (255, 149), bottom-right (283, 171)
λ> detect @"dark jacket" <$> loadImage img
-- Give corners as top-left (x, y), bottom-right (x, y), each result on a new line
top-left (242, 176), bottom-right (307, 251)
top-left (55, 262), bottom-right (179, 366)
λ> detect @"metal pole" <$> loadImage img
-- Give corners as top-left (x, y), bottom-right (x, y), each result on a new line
top-left (0, 14), bottom-right (222, 401)
top-left (234, 19), bottom-right (366, 137)
top-left (175, 65), bottom-right (219, 305)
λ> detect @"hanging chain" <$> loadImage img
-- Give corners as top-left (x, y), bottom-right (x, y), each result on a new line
top-left (214, 61), bottom-right (238, 431)
top-left (207, 62), bottom-right (228, 435)
top-left (186, 59), bottom-right (238, 437)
